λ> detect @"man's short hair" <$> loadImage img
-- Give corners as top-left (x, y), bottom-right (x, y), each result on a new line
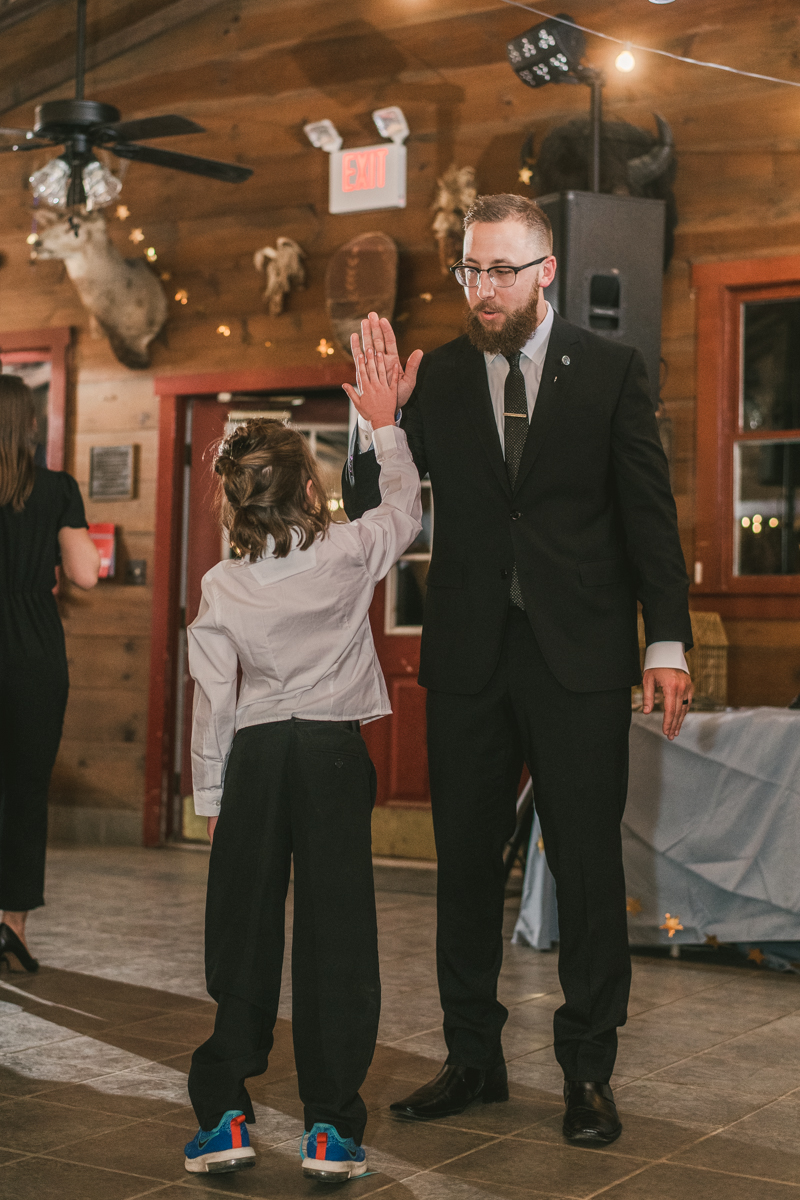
top-left (463, 194), bottom-right (552, 251)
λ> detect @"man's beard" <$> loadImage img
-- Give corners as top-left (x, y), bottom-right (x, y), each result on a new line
top-left (465, 282), bottom-right (540, 356)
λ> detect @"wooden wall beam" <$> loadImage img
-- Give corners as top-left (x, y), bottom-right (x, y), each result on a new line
top-left (0, 0), bottom-right (67, 36)
top-left (0, 0), bottom-right (229, 116)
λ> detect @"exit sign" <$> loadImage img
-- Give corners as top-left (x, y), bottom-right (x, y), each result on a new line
top-left (329, 142), bottom-right (406, 214)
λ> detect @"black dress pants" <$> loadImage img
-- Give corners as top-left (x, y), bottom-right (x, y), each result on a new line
top-left (427, 607), bottom-right (632, 1083)
top-left (188, 717), bottom-right (380, 1143)
top-left (0, 656), bottom-right (68, 911)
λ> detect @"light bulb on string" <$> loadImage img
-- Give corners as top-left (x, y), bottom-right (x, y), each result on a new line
top-left (615, 47), bottom-right (635, 73)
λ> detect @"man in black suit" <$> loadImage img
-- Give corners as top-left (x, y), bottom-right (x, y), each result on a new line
top-left (342, 194), bottom-right (693, 1145)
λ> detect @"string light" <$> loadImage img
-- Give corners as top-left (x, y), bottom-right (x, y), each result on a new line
top-left (174, 289), bottom-right (188, 305)
top-left (500, 0), bottom-right (800, 89)
top-left (145, 247), bottom-right (157, 262)
top-left (615, 48), bottom-right (635, 73)
top-left (217, 325), bottom-right (231, 337)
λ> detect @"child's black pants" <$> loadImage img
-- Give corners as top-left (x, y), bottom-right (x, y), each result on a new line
top-left (188, 717), bottom-right (380, 1144)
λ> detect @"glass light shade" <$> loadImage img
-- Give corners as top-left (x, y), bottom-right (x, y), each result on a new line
top-left (82, 159), bottom-right (122, 210)
top-left (29, 156), bottom-right (70, 206)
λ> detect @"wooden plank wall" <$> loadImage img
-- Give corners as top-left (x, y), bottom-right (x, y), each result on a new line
top-left (1, 0), bottom-right (799, 836)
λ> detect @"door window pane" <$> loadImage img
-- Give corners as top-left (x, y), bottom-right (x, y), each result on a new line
top-left (385, 482), bottom-right (433, 633)
top-left (742, 298), bottom-right (800, 431)
top-left (734, 440), bottom-right (800, 575)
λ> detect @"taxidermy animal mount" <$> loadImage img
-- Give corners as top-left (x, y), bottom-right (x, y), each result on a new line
top-left (253, 237), bottom-right (305, 316)
top-left (523, 114), bottom-right (676, 267)
top-left (32, 212), bottom-right (167, 369)
top-left (431, 165), bottom-right (476, 275)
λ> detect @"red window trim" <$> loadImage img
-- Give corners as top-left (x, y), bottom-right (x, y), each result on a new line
top-left (692, 256), bottom-right (800, 601)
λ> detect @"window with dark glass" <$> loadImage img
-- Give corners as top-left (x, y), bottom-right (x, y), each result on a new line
top-left (735, 299), bottom-right (800, 576)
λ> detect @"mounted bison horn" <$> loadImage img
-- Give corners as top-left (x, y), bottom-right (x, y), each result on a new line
top-left (627, 114), bottom-right (673, 189)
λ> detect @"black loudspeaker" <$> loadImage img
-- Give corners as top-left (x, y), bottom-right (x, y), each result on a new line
top-left (538, 191), bottom-right (666, 406)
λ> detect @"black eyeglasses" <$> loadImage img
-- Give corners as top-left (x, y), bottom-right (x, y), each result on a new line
top-left (449, 256), bottom-right (548, 288)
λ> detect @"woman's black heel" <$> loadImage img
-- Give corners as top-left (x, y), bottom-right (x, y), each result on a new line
top-left (0, 923), bottom-right (38, 973)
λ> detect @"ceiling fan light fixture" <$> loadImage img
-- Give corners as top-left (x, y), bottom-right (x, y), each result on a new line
top-left (82, 158), bottom-right (122, 210)
top-left (29, 156), bottom-right (71, 206)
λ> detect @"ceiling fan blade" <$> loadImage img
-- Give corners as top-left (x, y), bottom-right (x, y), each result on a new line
top-left (0, 141), bottom-right (51, 153)
top-left (101, 115), bottom-right (205, 143)
top-left (112, 142), bottom-right (253, 183)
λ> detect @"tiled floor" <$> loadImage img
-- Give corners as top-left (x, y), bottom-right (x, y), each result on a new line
top-left (1, 846), bottom-right (799, 1199)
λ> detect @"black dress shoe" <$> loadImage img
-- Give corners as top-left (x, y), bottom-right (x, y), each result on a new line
top-left (0, 923), bottom-right (39, 974)
top-left (390, 1061), bottom-right (509, 1120)
top-left (562, 1081), bottom-right (621, 1144)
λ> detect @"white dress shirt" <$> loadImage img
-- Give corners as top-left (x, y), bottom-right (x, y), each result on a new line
top-left (356, 305), bottom-right (687, 675)
top-left (188, 425), bottom-right (422, 815)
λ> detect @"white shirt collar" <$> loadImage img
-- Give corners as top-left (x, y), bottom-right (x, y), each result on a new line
top-left (484, 301), bottom-right (554, 367)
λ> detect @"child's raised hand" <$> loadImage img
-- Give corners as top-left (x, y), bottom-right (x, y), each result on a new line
top-left (342, 345), bottom-right (398, 430)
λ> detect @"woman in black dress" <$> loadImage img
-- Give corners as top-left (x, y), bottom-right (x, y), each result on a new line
top-left (0, 374), bottom-right (100, 972)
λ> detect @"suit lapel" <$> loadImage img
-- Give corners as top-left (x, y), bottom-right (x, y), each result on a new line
top-left (458, 340), bottom-right (512, 500)
top-left (513, 315), bottom-right (581, 494)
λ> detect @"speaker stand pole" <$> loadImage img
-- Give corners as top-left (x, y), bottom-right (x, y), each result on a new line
top-left (575, 65), bottom-right (605, 193)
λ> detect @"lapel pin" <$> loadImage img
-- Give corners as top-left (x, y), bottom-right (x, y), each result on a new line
top-left (562, 354), bottom-right (570, 366)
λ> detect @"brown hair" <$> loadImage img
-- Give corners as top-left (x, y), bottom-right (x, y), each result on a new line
top-left (0, 374), bottom-right (37, 512)
top-left (463, 193), bottom-right (552, 251)
top-left (214, 419), bottom-right (331, 561)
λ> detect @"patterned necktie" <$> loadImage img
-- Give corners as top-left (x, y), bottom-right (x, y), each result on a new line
top-left (503, 352), bottom-right (528, 609)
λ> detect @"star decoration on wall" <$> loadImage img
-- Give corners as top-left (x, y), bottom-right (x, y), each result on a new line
top-left (316, 338), bottom-right (334, 357)
top-left (115, 204), bottom-right (129, 220)
top-left (660, 913), bottom-right (684, 939)
top-left (747, 947), bottom-right (766, 965)
top-left (626, 897), bottom-right (642, 915)
top-left (518, 167), bottom-right (533, 185)
top-left (129, 228), bottom-right (145, 244)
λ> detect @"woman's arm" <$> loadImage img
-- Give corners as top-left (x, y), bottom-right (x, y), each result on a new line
top-left (58, 527), bottom-right (100, 589)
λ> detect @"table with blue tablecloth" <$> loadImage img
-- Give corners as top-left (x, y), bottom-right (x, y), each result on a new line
top-left (513, 708), bottom-right (800, 962)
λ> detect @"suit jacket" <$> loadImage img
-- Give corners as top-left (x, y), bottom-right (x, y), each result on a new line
top-left (342, 313), bottom-right (692, 695)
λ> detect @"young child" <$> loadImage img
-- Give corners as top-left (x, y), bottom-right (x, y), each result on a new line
top-left (183, 347), bottom-right (421, 1180)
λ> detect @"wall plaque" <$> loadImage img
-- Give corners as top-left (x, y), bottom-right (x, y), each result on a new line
top-left (89, 444), bottom-right (135, 500)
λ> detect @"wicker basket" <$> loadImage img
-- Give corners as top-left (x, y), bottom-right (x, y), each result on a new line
top-left (636, 611), bottom-right (728, 711)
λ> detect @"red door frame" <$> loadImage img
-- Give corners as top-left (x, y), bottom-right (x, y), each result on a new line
top-left (0, 327), bottom-right (72, 470)
top-left (692, 255), bottom-right (800, 621)
top-left (144, 365), bottom-right (354, 846)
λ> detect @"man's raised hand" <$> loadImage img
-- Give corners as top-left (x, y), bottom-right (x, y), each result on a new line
top-left (351, 311), bottom-right (423, 409)
top-left (343, 341), bottom-right (398, 430)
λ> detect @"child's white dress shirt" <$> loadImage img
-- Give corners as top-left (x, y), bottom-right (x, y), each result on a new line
top-left (188, 424), bottom-right (422, 816)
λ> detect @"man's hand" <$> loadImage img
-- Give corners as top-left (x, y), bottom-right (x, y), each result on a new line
top-left (207, 815), bottom-right (218, 844)
top-left (343, 341), bottom-right (398, 429)
top-left (350, 311), bottom-right (422, 409)
top-left (643, 668), bottom-right (693, 740)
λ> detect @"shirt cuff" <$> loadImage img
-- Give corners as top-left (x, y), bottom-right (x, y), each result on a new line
top-left (372, 423), bottom-right (406, 458)
top-left (643, 641), bottom-right (689, 673)
top-left (193, 789), bottom-right (222, 817)
top-left (357, 410), bottom-right (402, 453)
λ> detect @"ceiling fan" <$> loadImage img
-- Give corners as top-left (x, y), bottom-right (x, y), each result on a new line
top-left (0, 0), bottom-right (252, 210)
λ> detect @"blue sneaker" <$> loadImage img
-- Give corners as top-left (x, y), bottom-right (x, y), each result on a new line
top-left (184, 1109), bottom-right (256, 1174)
top-left (301, 1122), bottom-right (367, 1182)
